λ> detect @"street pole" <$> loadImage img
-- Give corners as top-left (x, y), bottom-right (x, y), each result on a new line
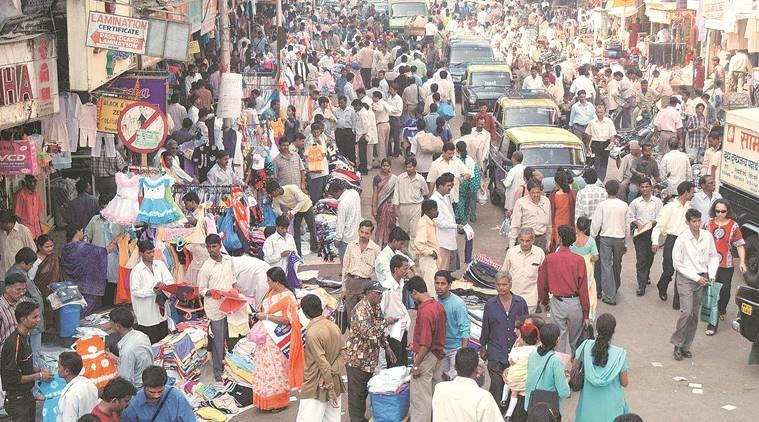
top-left (220, 0), bottom-right (231, 70)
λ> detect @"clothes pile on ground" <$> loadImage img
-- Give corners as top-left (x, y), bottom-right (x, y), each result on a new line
top-left (313, 198), bottom-right (339, 262)
top-left (463, 253), bottom-right (502, 290)
top-left (153, 328), bottom-right (209, 381)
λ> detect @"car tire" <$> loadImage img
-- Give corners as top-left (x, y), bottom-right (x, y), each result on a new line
top-left (744, 235), bottom-right (759, 288)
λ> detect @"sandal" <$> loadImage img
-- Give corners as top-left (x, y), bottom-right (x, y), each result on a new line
top-left (720, 314), bottom-right (726, 321)
top-left (705, 328), bottom-right (716, 336)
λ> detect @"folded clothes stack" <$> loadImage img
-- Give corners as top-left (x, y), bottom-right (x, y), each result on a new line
top-left (463, 254), bottom-right (502, 290)
top-left (154, 330), bottom-right (209, 380)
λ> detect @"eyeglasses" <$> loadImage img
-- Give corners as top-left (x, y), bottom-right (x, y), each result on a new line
top-left (715, 209), bottom-right (728, 214)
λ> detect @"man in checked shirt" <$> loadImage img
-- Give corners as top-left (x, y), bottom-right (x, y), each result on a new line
top-left (574, 168), bottom-right (607, 297)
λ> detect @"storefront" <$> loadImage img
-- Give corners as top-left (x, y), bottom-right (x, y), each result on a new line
top-left (644, 0), bottom-right (694, 65)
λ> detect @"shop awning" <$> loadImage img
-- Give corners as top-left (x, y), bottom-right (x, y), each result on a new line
top-left (606, 0), bottom-right (639, 17)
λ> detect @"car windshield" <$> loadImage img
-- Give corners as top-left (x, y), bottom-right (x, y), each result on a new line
top-left (470, 71), bottom-right (511, 86)
top-left (520, 146), bottom-right (585, 167)
top-left (504, 107), bottom-right (554, 126)
top-left (450, 46), bottom-right (493, 64)
top-left (391, 3), bottom-right (427, 17)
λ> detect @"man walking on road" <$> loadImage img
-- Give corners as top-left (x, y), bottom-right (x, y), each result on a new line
top-left (653, 181), bottom-right (695, 309)
top-left (331, 182), bottom-right (362, 265)
top-left (406, 276), bottom-right (446, 422)
top-left (480, 271), bottom-right (528, 404)
top-left (393, 157), bottom-right (429, 240)
top-left (342, 220), bottom-right (381, 322)
top-left (591, 180), bottom-right (630, 305)
top-left (502, 228), bottom-right (545, 311)
top-left (434, 270), bottom-right (470, 383)
top-left (538, 225), bottom-right (590, 353)
top-left (671, 209), bottom-right (719, 361)
top-left (627, 179), bottom-right (663, 296)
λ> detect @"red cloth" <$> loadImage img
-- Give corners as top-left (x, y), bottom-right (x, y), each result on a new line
top-left (209, 288), bottom-right (248, 314)
top-left (694, 64), bottom-right (706, 90)
top-left (115, 267), bottom-right (132, 305)
top-left (91, 405), bottom-right (120, 421)
top-left (708, 219), bottom-right (744, 268)
top-left (474, 111), bottom-right (497, 143)
top-left (538, 247), bottom-right (590, 319)
top-left (14, 187), bottom-right (42, 238)
top-left (411, 298), bottom-right (447, 360)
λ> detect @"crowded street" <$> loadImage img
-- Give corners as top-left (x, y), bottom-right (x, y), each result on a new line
top-left (2, 0), bottom-right (759, 421)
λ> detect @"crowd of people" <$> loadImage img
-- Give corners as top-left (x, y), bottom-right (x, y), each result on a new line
top-left (0, 0), bottom-right (755, 421)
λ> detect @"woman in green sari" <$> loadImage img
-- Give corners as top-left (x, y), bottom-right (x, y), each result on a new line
top-left (455, 141), bottom-right (481, 224)
top-left (575, 313), bottom-right (630, 422)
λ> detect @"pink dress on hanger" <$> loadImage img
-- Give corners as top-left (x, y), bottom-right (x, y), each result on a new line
top-left (101, 172), bottom-right (140, 225)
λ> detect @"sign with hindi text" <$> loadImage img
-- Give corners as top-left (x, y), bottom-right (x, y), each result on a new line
top-left (723, 123), bottom-right (759, 195)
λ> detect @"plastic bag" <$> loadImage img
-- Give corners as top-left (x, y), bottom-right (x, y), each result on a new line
top-left (477, 188), bottom-right (488, 205)
top-left (438, 102), bottom-right (455, 120)
top-left (499, 215), bottom-right (511, 236)
top-left (218, 208), bottom-right (243, 251)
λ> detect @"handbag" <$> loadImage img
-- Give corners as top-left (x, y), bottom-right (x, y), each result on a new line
top-left (528, 353), bottom-right (561, 416)
top-left (569, 357), bottom-right (585, 392)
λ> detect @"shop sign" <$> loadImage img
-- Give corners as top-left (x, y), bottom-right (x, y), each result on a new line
top-left (703, 0), bottom-right (726, 29)
top-left (201, 0), bottom-right (217, 34)
top-left (110, 76), bottom-right (168, 113)
top-left (0, 34), bottom-right (58, 130)
top-left (723, 124), bottom-right (759, 196)
top-left (117, 102), bottom-right (168, 154)
top-left (0, 140), bottom-right (38, 175)
top-left (97, 95), bottom-right (138, 134)
top-left (188, 0), bottom-right (203, 33)
top-left (188, 41), bottom-right (200, 55)
top-left (646, 8), bottom-right (671, 24)
top-left (87, 12), bottom-right (149, 55)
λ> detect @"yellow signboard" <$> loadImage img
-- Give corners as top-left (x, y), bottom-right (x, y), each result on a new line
top-left (97, 96), bottom-right (137, 134)
top-left (188, 40), bottom-right (200, 55)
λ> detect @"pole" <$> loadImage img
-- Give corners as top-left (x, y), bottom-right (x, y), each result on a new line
top-left (276, 0), bottom-right (283, 69)
top-left (220, 0), bottom-right (231, 70)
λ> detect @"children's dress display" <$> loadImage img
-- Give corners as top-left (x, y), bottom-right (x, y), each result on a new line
top-left (136, 175), bottom-right (183, 225)
top-left (101, 172), bottom-right (140, 225)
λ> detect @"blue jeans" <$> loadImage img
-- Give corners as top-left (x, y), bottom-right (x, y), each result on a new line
top-left (600, 237), bottom-right (625, 301)
top-left (338, 241), bottom-right (348, 266)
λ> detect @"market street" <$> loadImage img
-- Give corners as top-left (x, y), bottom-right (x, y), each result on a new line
top-left (232, 116), bottom-right (759, 422)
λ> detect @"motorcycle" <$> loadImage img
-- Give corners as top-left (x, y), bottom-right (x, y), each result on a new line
top-left (609, 105), bottom-right (658, 168)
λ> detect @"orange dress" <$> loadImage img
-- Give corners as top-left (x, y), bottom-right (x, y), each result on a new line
top-left (550, 190), bottom-right (572, 250)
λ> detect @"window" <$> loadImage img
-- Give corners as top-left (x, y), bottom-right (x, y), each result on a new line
top-left (449, 47), bottom-right (493, 65)
top-left (520, 146), bottom-right (586, 168)
top-left (391, 3), bottom-right (427, 17)
top-left (504, 107), bottom-right (554, 127)
top-left (470, 72), bottom-right (512, 86)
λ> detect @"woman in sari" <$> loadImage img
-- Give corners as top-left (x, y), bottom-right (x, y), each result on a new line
top-left (571, 217), bottom-right (599, 321)
top-left (455, 141), bottom-right (481, 224)
top-left (31, 234), bottom-right (61, 331)
top-left (548, 169), bottom-right (576, 251)
top-left (372, 158), bottom-right (397, 247)
top-left (251, 267), bottom-right (304, 412)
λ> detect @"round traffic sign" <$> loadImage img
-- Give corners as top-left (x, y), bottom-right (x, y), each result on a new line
top-left (117, 101), bottom-right (168, 154)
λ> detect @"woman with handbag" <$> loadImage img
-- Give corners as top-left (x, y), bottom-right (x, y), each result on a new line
top-left (574, 313), bottom-right (629, 422)
top-left (524, 323), bottom-right (570, 420)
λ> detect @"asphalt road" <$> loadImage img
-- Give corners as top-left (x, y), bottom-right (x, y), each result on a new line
top-left (233, 115), bottom-right (759, 422)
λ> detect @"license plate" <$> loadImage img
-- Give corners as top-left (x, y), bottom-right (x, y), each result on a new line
top-left (742, 303), bottom-right (753, 316)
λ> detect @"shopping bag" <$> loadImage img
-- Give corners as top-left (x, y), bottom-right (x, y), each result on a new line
top-left (438, 102), bottom-right (455, 120)
top-left (218, 208), bottom-right (243, 251)
top-left (700, 281), bottom-right (723, 326)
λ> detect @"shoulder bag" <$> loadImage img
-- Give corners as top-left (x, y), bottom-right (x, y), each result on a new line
top-left (569, 341), bottom-right (587, 392)
top-left (528, 352), bottom-right (561, 416)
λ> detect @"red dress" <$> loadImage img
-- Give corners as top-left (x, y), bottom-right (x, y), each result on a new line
top-left (708, 219), bottom-right (744, 268)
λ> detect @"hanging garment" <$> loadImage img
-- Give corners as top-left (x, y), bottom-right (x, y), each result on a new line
top-left (78, 102), bottom-right (98, 148)
top-left (115, 236), bottom-right (136, 305)
top-left (286, 253), bottom-right (301, 289)
top-left (136, 175), bottom-right (183, 225)
top-left (75, 336), bottom-right (118, 388)
top-left (101, 172), bottom-right (141, 225)
top-left (39, 374), bottom-right (67, 422)
top-left (61, 92), bottom-right (82, 152)
top-left (91, 132), bottom-right (116, 158)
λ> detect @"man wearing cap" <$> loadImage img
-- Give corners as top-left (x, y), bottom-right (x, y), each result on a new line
top-left (345, 280), bottom-right (396, 422)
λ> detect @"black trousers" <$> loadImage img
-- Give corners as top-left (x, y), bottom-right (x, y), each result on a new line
top-left (346, 366), bottom-right (373, 422)
top-left (487, 360), bottom-right (507, 405)
top-left (293, 206), bottom-right (318, 255)
top-left (358, 138), bottom-right (369, 173)
top-left (136, 320), bottom-right (169, 345)
top-left (657, 234), bottom-right (680, 308)
top-left (716, 266), bottom-right (735, 324)
top-left (102, 282), bottom-right (117, 307)
top-left (634, 229), bottom-right (654, 290)
top-left (389, 116), bottom-right (401, 156)
top-left (360, 68), bottom-right (372, 89)
top-left (386, 332), bottom-right (408, 368)
top-left (5, 392), bottom-right (35, 421)
top-left (335, 128), bottom-right (356, 164)
top-left (594, 234), bottom-right (602, 297)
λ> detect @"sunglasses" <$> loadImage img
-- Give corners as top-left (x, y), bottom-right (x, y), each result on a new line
top-left (715, 209), bottom-right (728, 214)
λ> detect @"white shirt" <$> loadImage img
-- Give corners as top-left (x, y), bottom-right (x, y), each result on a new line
top-left (426, 21), bottom-right (438, 36)
top-left (627, 195), bottom-right (663, 226)
top-left (432, 376), bottom-right (504, 422)
top-left (591, 198), bottom-right (630, 239)
top-left (503, 163), bottom-right (525, 211)
top-left (690, 191), bottom-right (722, 228)
top-left (585, 117), bottom-right (617, 142)
top-left (659, 150), bottom-right (692, 195)
top-left (387, 93), bottom-right (403, 117)
top-left (129, 259), bottom-right (174, 327)
top-left (262, 231), bottom-right (297, 270)
top-left (522, 74), bottom-right (545, 90)
top-left (336, 189), bottom-right (362, 243)
top-left (167, 103), bottom-right (188, 133)
top-left (57, 376), bottom-right (99, 421)
top-left (232, 255), bottom-right (271, 304)
top-left (197, 255), bottom-right (236, 321)
top-left (569, 75), bottom-right (596, 100)
top-left (431, 190), bottom-right (458, 250)
top-left (206, 163), bottom-right (245, 186)
top-left (461, 132), bottom-right (490, 171)
top-left (355, 107), bottom-right (378, 145)
top-left (673, 229), bottom-right (720, 282)
top-left (380, 276), bottom-right (410, 341)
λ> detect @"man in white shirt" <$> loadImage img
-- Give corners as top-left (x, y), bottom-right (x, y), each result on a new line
top-left (427, 143), bottom-right (472, 208)
top-left (330, 182), bottom-right (362, 265)
top-left (728, 49), bottom-right (752, 92)
top-left (659, 137), bottom-right (692, 196)
top-left (591, 180), bottom-right (630, 305)
top-left (627, 178), bottom-right (663, 296)
top-left (465, 119), bottom-right (491, 172)
top-left (690, 175), bottom-right (721, 228)
top-left (197, 234), bottom-right (237, 381)
top-left (56, 352), bottom-right (99, 421)
top-left (569, 90), bottom-right (596, 146)
top-left (381, 255), bottom-right (412, 368)
top-left (569, 67), bottom-right (596, 102)
top-left (387, 84), bottom-right (404, 157)
top-left (606, 71), bottom-right (623, 114)
top-left (430, 173), bottom-right (462, 271)
top-left (232, 255), bottom-right (271, 306)
top-left (262, 216), bottom-right (297, 271)
top-left (353, 99), bottom-right (377, 171)
top-left (670, 208), bottom-right (720, 361)
top-left (503, 151), bottom-right (526, 216)
top-left (167, 95), bottom-right (188, 133)
top-left (206, 150), bottom-right (246, 186)
top-left (585, 105), bottom-right (617, 182)
top-left (130, 240), bottom-right (174, 344)
top-left (432, 348), bottom-right (502, 422)
top-left (522, 66), bottom-right (545, 90)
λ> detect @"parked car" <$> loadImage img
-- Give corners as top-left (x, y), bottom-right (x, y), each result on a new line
top-left (460, 63), bottom-right (513, 116)
top-left (388, 0), bottom-right (428, 36)
top-left (488, 126), bottom-right (588, 205)
top-left (445, 36), bottom-right (496, 97)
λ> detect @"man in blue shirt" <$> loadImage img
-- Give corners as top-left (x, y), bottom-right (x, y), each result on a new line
top-left (433, 270), bottom-right (470, 383)
top-left (479, 271), bottom-right (529, 405)
top-left (121, 366), bottom-right (195, 422)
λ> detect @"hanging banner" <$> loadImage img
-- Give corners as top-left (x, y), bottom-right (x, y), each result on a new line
top-left (201, 0), bottom-right (217, 34)
top-left (97, 96), bottom-right (138, 134)
top-left (723, 123), bottom-right (759, 195)
top-left (110, 76), bottom-right (168, 113)
top-left (117, 102), bottom-right (168, 154)
top-left (188, 40), bottom-right (200, 55)
top-left (702, 0), bottom-right (725, 29)
top-left (0, 140), bottom-right (38, 175)
top-left (87, 12), bottom-right (149, 55)
top-left (217, 73), bottom-right (243, 119)
top-left (0, 34), bottom-right (58, 130)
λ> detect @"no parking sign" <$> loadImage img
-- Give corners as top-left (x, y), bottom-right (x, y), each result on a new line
top-left (117, 101), bottom-right (168, 154)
